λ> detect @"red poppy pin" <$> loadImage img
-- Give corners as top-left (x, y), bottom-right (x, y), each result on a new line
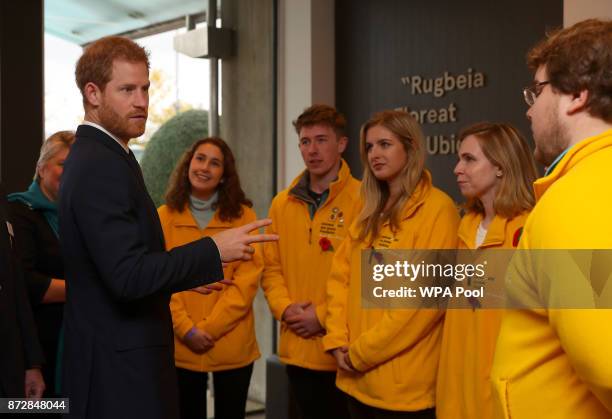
top-left (319, 237), bottom-right (334, 252)
top-left (512, 227), bottom-right (523, 247)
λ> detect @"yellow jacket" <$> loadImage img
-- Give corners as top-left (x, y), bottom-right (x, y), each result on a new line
top-left (437, 211), bottom-right (529, 419)
top-left (262, 161), bottom-right (361, 370)
top-left (491, 128), bottom-right (612, 419)
top-left (323, 173), bottom-right (460, 411)
top-left (158, 204), bottom-right (262, 372)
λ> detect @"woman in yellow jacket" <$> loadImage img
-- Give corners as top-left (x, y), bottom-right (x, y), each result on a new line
top-left (323, 110), bottom-right (460, 418)
top-left (436, 122), bottom-right (538, 419)
top-left (158, 137), bottom-right (262, 419)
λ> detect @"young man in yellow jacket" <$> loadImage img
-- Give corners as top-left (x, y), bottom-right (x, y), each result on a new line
top-left (262, 105), bottom-right (360, 419)
top-left (491, 19), bottom-right (612, 419)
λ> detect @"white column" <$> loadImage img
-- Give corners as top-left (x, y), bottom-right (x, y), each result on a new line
top-left (564, 0), bottom-right (612, 26)
top-left (277, 0), bottom-right (335, 189)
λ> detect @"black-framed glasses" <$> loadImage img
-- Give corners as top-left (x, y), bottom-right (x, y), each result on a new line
top-left (523, 81), bottom-right (550, 106)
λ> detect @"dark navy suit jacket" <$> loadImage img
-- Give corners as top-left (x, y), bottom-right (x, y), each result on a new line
top-left (59, 125), bottom-right (223, 418)
top-left (0, 186), bottom-right (44, 396)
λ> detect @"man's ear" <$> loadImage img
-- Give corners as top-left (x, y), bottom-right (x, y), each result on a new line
top-left (338, 136), bottom-right (348, 153)
top-left (35, 163), bottom-right (44, 180)
top-left (566, 89), bottom-right (589, 115)
top-left (83, 82), bottom-right (103, 108)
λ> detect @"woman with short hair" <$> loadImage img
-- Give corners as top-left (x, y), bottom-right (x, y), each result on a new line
top-left (8, 130), bottom-right (75, 401)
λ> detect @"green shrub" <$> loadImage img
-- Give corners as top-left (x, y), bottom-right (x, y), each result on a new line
top-left (140, 110), bottom-right (208, 207)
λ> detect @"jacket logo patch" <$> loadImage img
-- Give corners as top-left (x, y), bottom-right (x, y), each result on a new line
top-left (320, 222), bottom-right (337, 235)
top-left (377, 235), bottom-right (396, 248)
top-left (329, 207), bottom-right (345, 226)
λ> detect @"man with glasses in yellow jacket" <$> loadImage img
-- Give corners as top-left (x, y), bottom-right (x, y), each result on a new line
top-left (491, 19), bottom-right (612, 419)
top-left (262, 105), bottom-right (360, 419)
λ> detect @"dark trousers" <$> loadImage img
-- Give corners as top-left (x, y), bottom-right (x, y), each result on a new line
top-left (285, 364), bottom-right (350, 419)
top-left (176, 363), bottom-right (253, 419)
top-left (347, 396), bottom-right (435, 419)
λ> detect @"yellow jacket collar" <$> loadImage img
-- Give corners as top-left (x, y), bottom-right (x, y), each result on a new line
top-left (394, 170), bottom-right (433, 222)
top-left (348, 170), bottom-right (433, 237)
top-left (458, 212), bottom-right (507, 248)
top-left (167, 206), bottom-right (235, 228)
top-left (534, 128), bottom-right (612, 201)
top-left (288, 159), bottom-right (353, 202)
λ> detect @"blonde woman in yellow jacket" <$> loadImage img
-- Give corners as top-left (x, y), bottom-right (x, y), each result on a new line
top-left (324, 110), bottom-right (460, 418)
top-left (158, 137), bottom-right (262, 419)
top-left (436, 122), bottom-right (537, 419)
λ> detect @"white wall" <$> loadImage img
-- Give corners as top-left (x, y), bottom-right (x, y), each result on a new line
top-left (277, 0), bottom-right (335, 190)
top-left (276, 0), bottom-right (612, 187)
top-left (564, 0), bottom-right (612, 26)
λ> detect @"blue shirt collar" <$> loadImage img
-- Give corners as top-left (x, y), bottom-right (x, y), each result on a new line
top-left (544, 145), bottom-right (574, 176)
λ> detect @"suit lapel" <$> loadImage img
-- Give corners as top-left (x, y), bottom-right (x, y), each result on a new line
top-left (75, 125), bottom-right (146, 187)
top-left (75, 125), bottom-right (166, 250)
top-left (126, 149), bottom-right (148, 191)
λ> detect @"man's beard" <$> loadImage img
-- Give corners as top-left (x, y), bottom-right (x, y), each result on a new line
top-left (98, 102), bottom-right (147, 143)
top-left (533, 104), bottom-right (570, 168)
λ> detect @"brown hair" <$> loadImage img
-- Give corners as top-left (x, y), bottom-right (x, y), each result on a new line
top-left (165, 137), bottom-right (252, 221)
top-left (458, 122), bottom-right (537, 218)
top-left (527, 19), bottom-right (612, 122)
top-left (357, 110), bottom-right (426, 243)
top-left (35, 131), bottom-right (75, 181)
top-left (75, 36), bottom-right (150, 108)
top-left (293, 104), bottom-right (347, 137)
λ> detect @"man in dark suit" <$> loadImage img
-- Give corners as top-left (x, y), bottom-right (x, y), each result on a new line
top-left (0, 185), bottom-right (45, 398)
top-left (59, 36), bottom-right (275, 418)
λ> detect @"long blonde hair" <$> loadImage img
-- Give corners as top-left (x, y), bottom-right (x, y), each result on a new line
top-left (357, 110), bottom-right (425, 243)
top-left (459, 122), bottom-right (537, 218)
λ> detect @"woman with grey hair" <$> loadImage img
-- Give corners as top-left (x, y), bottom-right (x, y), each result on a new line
top-left (7, 130), bottom-right (74, 403)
